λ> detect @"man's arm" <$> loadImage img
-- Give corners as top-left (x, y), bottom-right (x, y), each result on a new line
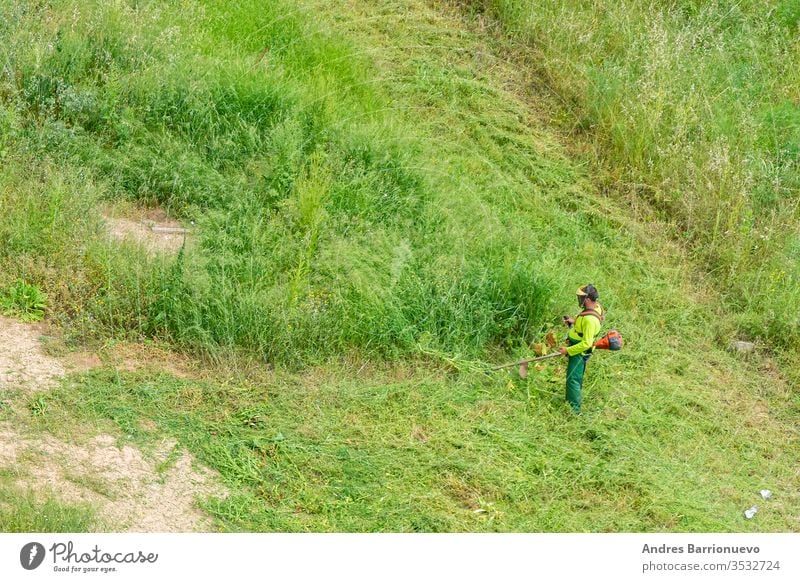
top-left (565, 317), bottom-right (601, 356)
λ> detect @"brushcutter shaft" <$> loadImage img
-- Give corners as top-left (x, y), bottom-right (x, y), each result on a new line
top-left (492, 351), bottom-right (562, 370)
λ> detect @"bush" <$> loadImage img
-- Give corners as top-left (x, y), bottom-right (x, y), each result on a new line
top-left (1, 281), bottom-right (47, 322)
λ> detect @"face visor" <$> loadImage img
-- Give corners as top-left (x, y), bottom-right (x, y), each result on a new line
top-left (576, 286), bottom-right (589, 308)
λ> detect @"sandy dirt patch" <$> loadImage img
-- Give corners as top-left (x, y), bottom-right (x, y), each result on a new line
top-left (0, 426), bottom-right (226, 532)
top-left (0, 316), bottom-right (227, 531)
top-left (104, 207), bottom-right (191, 254)
top-left (0, 316), bottom-right (65, 391)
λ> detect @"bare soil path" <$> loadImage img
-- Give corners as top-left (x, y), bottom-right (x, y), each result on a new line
top-left (0, 315), bottom-right (226, 532)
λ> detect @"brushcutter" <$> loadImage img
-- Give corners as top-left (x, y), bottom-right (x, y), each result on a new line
top-left (493, 330), bottom-right (624, 378)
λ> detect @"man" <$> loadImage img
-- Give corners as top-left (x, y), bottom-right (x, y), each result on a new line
top-left (559, 284), bottom-right (604, 414)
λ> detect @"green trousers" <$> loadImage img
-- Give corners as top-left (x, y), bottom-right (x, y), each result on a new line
top-left (566, 340), bottom-right (591, 413)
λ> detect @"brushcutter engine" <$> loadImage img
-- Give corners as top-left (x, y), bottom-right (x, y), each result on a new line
top-left (594, 329), bottom-right (623, 351)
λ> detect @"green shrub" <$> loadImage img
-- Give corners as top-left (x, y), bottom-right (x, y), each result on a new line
top-left (1, 281), bottom-right (47, 322)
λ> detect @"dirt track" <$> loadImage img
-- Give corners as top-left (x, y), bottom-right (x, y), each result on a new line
top-left (0, 316), bottom-right (226, 532)
top-left (0, 316), bottom-right (64, 392)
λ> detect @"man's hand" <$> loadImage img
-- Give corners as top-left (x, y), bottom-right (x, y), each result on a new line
top-left (563, 316), bottom-right (575, 327)
top-left (559, 347), bottom-right (568, 356)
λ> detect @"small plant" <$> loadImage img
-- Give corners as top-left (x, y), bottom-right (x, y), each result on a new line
top-left (29, 395), bottom-right (48, 417)
top-left (0, 281), bottom-right (47, 322)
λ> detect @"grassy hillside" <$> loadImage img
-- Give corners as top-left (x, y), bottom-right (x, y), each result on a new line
top-left (2, 0), bottom-right (556, 364)
top-left (470, 0), bottom-right (800, 352)
top-left (0, 0), bottom-right (798, 531)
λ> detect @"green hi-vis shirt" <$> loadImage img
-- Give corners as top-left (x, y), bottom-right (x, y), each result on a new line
top-left (566, 305), bottom-right (604, 357)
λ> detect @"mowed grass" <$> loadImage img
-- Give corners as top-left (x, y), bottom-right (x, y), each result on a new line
top-left (0, 464), bottom-right (100, 532)
top-left (0, 488), bottom-right (97, 533)
top-left (26, 354), bottom-right (798, 532)
top-left (0, 0), bottom-right (797, 532)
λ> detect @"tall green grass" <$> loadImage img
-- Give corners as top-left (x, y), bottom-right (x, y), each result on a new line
top-left (0, 0), bottom-right (555, 362)
top-left (3, 0), bottom-right (794, 359)
top-left (471, 0), bottom-right (800, 351)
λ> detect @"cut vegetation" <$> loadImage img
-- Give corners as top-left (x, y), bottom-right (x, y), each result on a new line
top-left (0, 0), bottom-right (797, 532)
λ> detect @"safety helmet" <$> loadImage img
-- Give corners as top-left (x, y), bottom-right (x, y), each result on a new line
top-left (576, 284), bottom-right (599, 301)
